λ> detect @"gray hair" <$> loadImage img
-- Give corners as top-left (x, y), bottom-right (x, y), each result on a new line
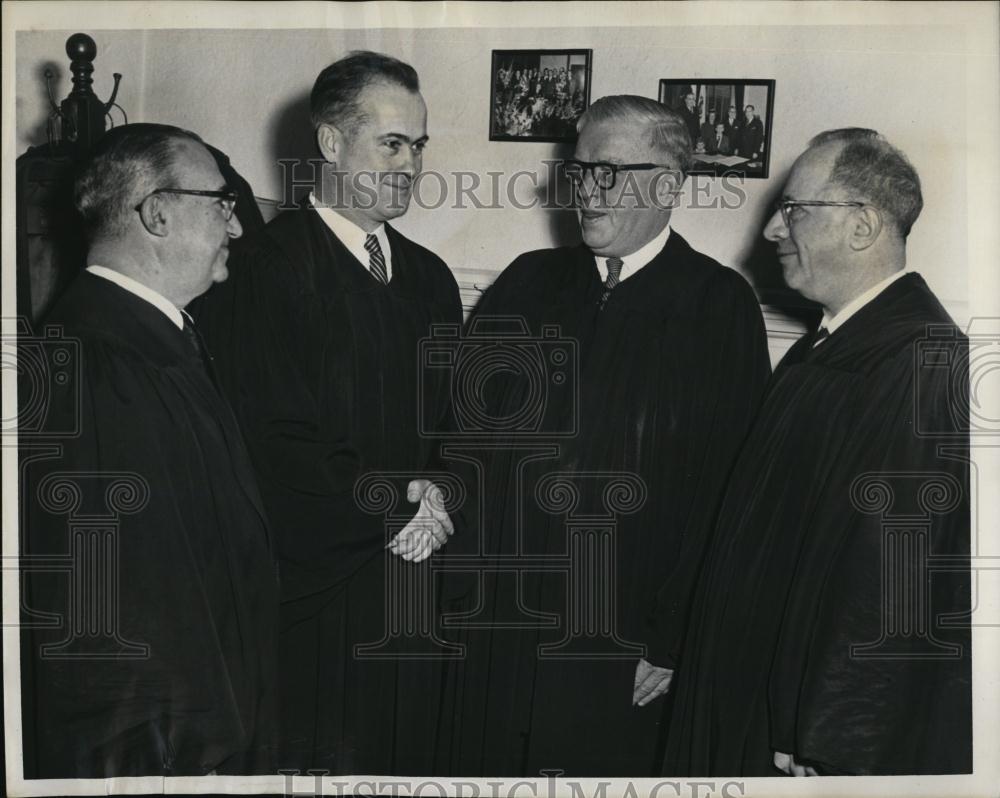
top-left (809, 127), bottom-right (923, 238)
top-left (74, 123), bottom-right (203, 241)
top-left (577, 95), bottom-right (692, 177)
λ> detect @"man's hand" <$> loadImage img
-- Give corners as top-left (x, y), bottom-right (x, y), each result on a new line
top-left (387, 479), bottom-right (454, 563)
top-left (773, 751), bottom-right (818, 777)
top-left (632, 658), bottom-right (673, 707)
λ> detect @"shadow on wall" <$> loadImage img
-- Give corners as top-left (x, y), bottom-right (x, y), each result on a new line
top-left (267, 87), bottom-right (318, 207)
top-left (22, 62), bottom-right (66, 149)
top-left (465, 141), bottom-right (579, 317)
top-left (537, 140), bottom-right (580, 250)
top-left (740, 178), bottom-right (821, 327)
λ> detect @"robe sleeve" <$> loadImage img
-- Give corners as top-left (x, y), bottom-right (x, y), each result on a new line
top-left (410, 254), bottom-right (477, 563)
top-left (195, 239), bottom-right (382, 598)
top-left (24, 337), bottom-right (256, 777)
top-left (417, 256), bottom-right (467, 471)
top-left (641, 267), bottom-right (771, 668)
top-left (199, 239), bottom-right (360, 497)
top-left (428, 256), bottom-right (531, 565)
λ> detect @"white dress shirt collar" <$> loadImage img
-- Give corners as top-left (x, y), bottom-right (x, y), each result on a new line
top-left (86, 265), bottom-right (184, 330)
top-left (309, 191), bottom-right (392, 281)
top-left (595, 224), bottom-right (671, 283)
top-left (821, 269), bottom-right (910, 335)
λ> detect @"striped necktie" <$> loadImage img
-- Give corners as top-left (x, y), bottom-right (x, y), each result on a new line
top-left (599, 257), bottom-right (624, 309)
top-left (812, 326), bottom-right (830, 348)
top-left (364, 233), bottom-right (389, 284)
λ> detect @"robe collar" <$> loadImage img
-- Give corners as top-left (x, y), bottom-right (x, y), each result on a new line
top-left (820, 269), bottom-right (910, 335)
top-left (566, 228), bottom-right (690, 298)
top-left (546, 230), bottom-right (694, 328)
top-left (72, 272), bottom-right (272, 531)
top-left (86, 265), bottom-right (184, 330)
top-left (308, 192), bottom-right (393, 283)
top-left (782, 272), bottom-right (938, 370)
top-left (301, 208), bottom-right (420, 298)
top-left (593, 224), bottom-right (672, 284)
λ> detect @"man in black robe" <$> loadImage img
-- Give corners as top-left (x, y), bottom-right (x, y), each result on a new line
top-left (439, 95), bottom-right (770, 776)
top-left (21, 123), bottom-right (278, 777)
top-left (195, 52), bottom-right (462, 775)
top-left (663, 128), bottom-right (971, 776)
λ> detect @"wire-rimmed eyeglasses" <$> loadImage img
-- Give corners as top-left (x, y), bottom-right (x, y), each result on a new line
top-left (775, 199), bottom-right (865, 227)
top-left (134, 188), bottom-right (238, 220)
top-left (561, 159), bottom-right (674, 190)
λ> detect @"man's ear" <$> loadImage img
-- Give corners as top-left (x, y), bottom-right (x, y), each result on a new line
top-left (652, 168), bottom-right (684, 210)
top-left (137, 195), bottom-right (170, 238)
top-left (316, 123), bottom-right (344, 165)
top-left (849, 205), bottom-right (883, 251)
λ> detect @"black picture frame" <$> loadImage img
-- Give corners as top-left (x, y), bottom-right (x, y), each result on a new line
top-left (490, 49), bottom-right (593, 143)
top-left (658, 79), bottom-right (776, 178)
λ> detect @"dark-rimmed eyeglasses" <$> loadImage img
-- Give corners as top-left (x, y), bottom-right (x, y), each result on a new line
top-left (775, 199), bottom-right (865, 227)
top-left (561, 159), bottom-right (674, 190)
top-left (134, 188), bottom-right (238, 220)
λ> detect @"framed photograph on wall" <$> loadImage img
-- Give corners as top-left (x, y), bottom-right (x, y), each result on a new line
top-left (490, 49), bottom-right (592, 142)
top-left (658, 79), bottom-right (776, 178)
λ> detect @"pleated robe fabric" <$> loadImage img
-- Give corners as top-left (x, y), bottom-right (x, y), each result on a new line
top-left (437, 232), bottom-right (771, 776)
top-left (194, 207), bottom-right (463, 775)
top-left (22, 272), bottom-right (279, 777)
top-left (662, 273), bottom-right (972, 776)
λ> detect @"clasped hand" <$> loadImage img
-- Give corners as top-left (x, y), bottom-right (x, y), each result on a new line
top-left (386, 479), bottom-right (454, 562)
top-left (773, 751), bottom-right (819, 776)
top-left (632, 657), bottom-right (673, 706)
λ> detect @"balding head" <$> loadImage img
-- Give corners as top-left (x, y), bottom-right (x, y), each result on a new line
top-left (74, 123), bottom-right (204, 241)
top-left (808, 128), bottom-right (923, 239)
top-left (763, 129), bottom-right (919, 315)
top-left (74, 123), bottom-right (242, 308)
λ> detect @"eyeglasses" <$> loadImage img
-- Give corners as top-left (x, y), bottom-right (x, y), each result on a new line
top-left (775, 199), bottom-right (865, 227)
top-left (561, 159), bottom-right (674, 190)
top-left (134, 188), bottom-right (238, 220)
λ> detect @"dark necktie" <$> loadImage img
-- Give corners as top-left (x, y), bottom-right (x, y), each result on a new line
top-left (599, 257), bottom-right (624, 309)
top-left (364, 233), bottom-right (389, 284)
top-left (812, 326), bottom-right (830, 348)
top-left (182, 313), bottom-right (214, 378)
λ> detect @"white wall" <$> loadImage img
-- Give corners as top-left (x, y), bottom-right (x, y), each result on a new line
top-left (16, 24), bottom-right (969, 331)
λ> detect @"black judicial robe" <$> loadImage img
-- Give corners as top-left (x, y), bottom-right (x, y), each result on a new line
top-left (194, 208), bottom-right (463, 774)
top-left (663, 273), bottom-right (972, 776)
top-left (438, 233), bottom-right (771, 776)
top-left (22, 272), bottom-right (278, 777)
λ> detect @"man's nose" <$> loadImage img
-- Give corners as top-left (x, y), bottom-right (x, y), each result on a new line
top-left (763, 209), bottom-right (787, 242)
top-left (399, 146), bottom-right (420, 177)
top-left (575, 171), bottom-right (601, 207)
top-left (227, 212), bottom-right (243, 240)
